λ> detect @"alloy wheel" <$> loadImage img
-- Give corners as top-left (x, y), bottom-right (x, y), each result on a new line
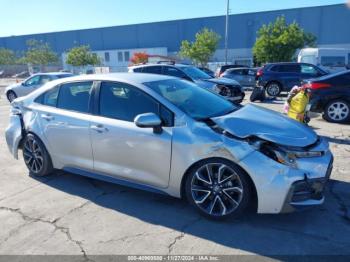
top-left (327, 102), bottom-right (349, 122)
top-left (23, 136), bottom-right (44, 173)
top-left (191, 163), bottom-right (244, 217)
top-left (7, 92), bottom-right (17, 102)
top-left (266, 84), bottom-right (280, 97)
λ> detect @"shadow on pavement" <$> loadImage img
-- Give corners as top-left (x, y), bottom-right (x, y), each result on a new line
top-left (323, 136), bottom-right (350, 145)
top-left (30, 171), bottom-right (350, 255)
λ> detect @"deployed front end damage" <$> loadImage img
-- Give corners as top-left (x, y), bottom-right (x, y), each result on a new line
top-left (207, 105), bottom-right (334, 214)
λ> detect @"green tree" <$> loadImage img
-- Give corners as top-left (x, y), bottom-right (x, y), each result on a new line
top-left (65, 45), bottom-right (101, 67)
top-left (20, 39), bottom-right (58, 65)
top-left (180, 28), bottom-right (221, 66)
top-left (253, 16), bottom-right (316, 65)
top-left (0, 48), bottom-right (16, 65)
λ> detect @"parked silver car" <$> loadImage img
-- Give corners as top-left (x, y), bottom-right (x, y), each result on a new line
top-left (5, 73), bottom-right (333, 219)
top-left (5, 72), bottom-right (74, 102)
top-left (221, 68), bottom-right (257, 88)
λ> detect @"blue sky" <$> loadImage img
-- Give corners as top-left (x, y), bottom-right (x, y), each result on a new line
top-left (0, 0), bottom-right (346, 37)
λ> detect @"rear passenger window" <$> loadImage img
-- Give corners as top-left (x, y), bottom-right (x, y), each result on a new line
top-left (141, 66), bottom-right (162, 74)
top-left (279, 65), bottom-right (300, 73)
top-left (57, 82), bottom-right (93, 113)
top-left (163, 67), bottom-right (186, 78)
top-left (35, 86), bottom-right (60, 107)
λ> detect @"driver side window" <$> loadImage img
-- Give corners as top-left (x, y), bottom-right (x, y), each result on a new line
top-left (25, 75), bottom-right (41, 86)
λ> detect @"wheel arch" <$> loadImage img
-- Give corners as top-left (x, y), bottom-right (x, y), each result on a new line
top-left (180, 157), bottom-right (258, 212)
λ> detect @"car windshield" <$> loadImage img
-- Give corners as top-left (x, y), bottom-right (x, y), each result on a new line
top-left (144, 79), bottom-right (238, 120)
top-left (179, 66), bottom-right (212, 80)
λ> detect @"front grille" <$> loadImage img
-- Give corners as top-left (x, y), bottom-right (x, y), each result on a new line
top-left (216, 85), bottom-right (241, 97)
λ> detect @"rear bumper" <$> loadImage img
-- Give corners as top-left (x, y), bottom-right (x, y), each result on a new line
top-left (5, 114), bottom-right (23, 159)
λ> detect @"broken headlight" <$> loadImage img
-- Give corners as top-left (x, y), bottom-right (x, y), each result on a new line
top-left (251, 140), bottom-right (323, 168)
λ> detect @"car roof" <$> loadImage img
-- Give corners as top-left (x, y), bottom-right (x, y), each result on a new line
top-left (33, 72), bottom-right (74, 76)
top-left (49, 73), bottom-right (174, 85)
top-left (129, 63), bottom-right (192, 69)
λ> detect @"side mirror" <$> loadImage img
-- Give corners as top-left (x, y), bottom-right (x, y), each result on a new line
top-left (134, 113), bottom-right (162, 134)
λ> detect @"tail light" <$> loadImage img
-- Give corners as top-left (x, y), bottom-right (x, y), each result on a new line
top-left (303, 82), bottom-right (331, 90)
top-left (256, 69), bottom-right (264, 77)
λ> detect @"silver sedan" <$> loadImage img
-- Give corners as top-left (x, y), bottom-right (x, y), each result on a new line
top-left (5, 73), bottom-right (333, 219)
top-left (4, 72), bottom-right (74, 102)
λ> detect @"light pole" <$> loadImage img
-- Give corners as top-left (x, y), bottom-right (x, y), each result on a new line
top-left (225, 0), bottom-right (230, 65)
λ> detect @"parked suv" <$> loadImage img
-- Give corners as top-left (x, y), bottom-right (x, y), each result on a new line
top-left (256, 63), bottom-right (327, 96)
top-left (129, 64), bottom-right (245, 103)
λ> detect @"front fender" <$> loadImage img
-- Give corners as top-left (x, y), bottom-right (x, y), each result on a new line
top-left (5, 114), bottom-right (23, 159)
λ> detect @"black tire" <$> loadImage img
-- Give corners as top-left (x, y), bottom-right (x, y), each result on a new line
top-left (323, 99), bottom-right (350, 123)
top-left (7, 91), bottom-right (17, 103)
top-left (22, 133), bottom-right (53, 177)
top-left (265, 82), bottom-right (282, 97)
top-left (185, 158), bottom-right (252, 220)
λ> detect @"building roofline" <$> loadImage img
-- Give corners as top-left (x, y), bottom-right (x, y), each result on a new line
top-left (0, 3), bottom-right (345, 39)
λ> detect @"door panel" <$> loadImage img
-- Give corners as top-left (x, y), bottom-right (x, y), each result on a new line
top-left (38, 107), bottom-right (93, 170)
top-left (90, 116), bottom-right (172, 188)
top-left (90, 81), bottom-right (173, 188)
top-left (34, 81), bottom-right (94, 170)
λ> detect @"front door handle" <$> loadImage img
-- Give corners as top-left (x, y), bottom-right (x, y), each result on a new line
top-left (41, 114), bottom-right (54, 121)
top-left (91, 124), bottom-right (108, 133)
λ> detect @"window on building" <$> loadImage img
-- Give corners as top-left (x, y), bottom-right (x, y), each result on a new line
top-left (104, 52), bottom-right (110, 62)
top-left (118, 52), bottom-right (123, 62)
top-left (321, 56), bottom-right (346, 67)
top-left (57, 82), bottom-right (93, 113)
top-left (124, 51), bottom-right (130, 62)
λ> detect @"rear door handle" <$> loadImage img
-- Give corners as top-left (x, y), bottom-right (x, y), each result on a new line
top-left (41, 114), bottom-right (54, 121)
top-left (91, 124), bottom-right (108, 133)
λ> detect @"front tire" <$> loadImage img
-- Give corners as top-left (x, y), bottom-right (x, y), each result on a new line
top-left (185, 159), bottom-right (252, 220)
top-left (323, 99), bottom-right (350, 123)
top-left (7, 91), bottom-right (17, 103)
top-left (22, 133), bottom-right (53, 177)
top-left (266, 82), bottom-right (281, 97)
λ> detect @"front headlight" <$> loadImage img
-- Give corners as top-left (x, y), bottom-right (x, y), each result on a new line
top-left (251, 140), bottom-right (323, 168)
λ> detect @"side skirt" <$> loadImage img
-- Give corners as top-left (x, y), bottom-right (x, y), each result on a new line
top-left (63, 167), bottom-right (170, 196)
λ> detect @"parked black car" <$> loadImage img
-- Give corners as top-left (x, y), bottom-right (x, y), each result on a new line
top-left (129, 64), bottom-right (245, 103)
top-left (215, 64), bottom-right (248, 78)
top-left (256, 62), bottom-right (327, 97)
top-left (303, 70), bottom-right (350, 123)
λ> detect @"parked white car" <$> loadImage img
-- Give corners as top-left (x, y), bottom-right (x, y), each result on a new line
top-left (5, 72), bottom-right (74, 102)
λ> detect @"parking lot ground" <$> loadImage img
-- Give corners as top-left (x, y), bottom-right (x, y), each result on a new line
top-left (0, 79), bottom-right (349, 258)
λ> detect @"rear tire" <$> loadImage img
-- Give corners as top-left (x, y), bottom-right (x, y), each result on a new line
top-left (323, 99), bottom-right (350, 123)
top-left (266, 82), bottom-right (282, 97)
top-left (22, 133), bottom-right (53, 177)
top-left (185, 158), bottom-right (252, 220)
top-left (7, 91), bottom-right (17, 102)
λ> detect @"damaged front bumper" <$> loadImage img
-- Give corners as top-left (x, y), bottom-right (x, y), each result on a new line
top-left (238, 137), bottom-right (333, 214)
top-left (281, 157), bottom-right (333, 213)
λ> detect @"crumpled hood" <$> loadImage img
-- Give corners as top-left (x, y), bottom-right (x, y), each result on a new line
top-left (212, 104), bottom-right (318, 147)
top-left (195, 77), bottom-right (241, 90)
